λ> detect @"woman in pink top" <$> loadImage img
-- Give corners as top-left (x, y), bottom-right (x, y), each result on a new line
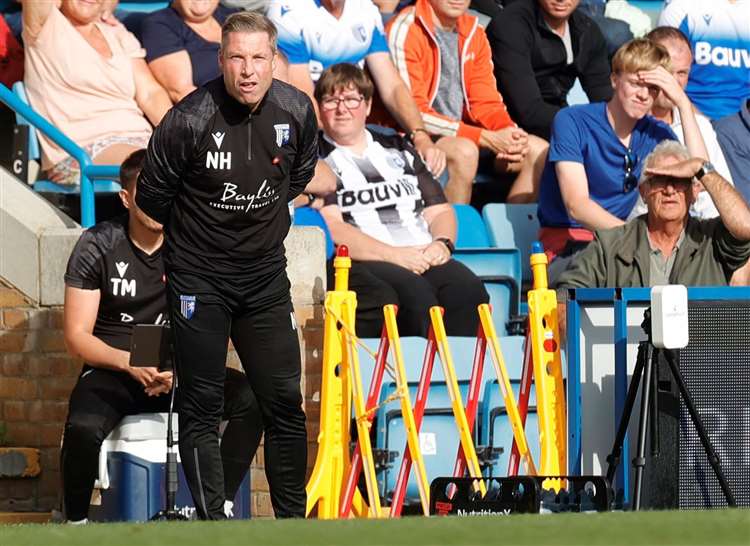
top-left (22, 0), bottom-right (172, 185)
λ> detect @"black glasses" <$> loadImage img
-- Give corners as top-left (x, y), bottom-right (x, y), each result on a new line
top-left (623, 149), bottom-right (638, 193)
top-left (320, 95), bottom-right (365, 111)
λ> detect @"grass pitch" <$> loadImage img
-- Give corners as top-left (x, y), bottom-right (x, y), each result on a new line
top-left (2, 509), bottom-right (749, 546)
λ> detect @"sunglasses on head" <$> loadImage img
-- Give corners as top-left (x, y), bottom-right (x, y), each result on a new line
top-left (623, 149), bottom-right (638, 193)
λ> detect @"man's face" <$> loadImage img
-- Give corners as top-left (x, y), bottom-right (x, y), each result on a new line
top-left (319, 84), bottom-right (371, 145)
top-left (640, 154), bottom-right (696, 224)
top-left (612, 71), bottom-right (660, 121)
top-left (429, 0), bottom-right (471, 23)
top-left (653, 39), bottom-right (692, 111)
top-left (538, 0), bottom-right (580, 21)
top-left (219, 31), bottom-right (276, 108)
top-left (119, 183), bottom-right (163, 234)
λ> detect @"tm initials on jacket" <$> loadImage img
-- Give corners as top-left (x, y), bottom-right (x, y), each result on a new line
top-left (136, 77), bottom-right (318, 278)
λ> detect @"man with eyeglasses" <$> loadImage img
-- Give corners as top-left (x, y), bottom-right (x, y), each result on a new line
top-left (628, 26), bottom-right (735, 222)
top-left (536, 38), bottom-right (709, 282)
top-left (554, 139), bottom-right (750, 295)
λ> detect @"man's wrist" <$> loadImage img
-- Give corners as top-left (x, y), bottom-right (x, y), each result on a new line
top-left (409, 128), bottom-right (431, 144)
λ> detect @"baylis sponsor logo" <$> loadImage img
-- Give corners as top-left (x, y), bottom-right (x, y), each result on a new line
top-left (209, 179), bottom-right (280, 213)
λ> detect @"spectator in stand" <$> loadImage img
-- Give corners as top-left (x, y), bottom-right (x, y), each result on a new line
top-left (21, 0), bottom-right (171, 185)
top-left (555, 141), bottom-right (750, 296)
top-left (486, 0), bottom-right (613, 141)
top-left (141, 0), bottom-right (238, 103)
top-left (267, 0), bottom-right (462, 197)
top-left (536, 38), bottom-right (709, 279)
top-left (387, 0), bottom-right (549, 203)
top-left (316, 63), bottom-right (489, 337)
top-left (659, 0), bottom-right (750, 121)
top-left (714, 98), bottom-right (750, 204)
top-left (629, 26), bottom-right (734, 221)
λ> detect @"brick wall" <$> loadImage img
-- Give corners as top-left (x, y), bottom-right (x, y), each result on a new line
top-left (0, 280), bottom-right (77, 512)
top-left (0, 279), bottom-right (325, 519)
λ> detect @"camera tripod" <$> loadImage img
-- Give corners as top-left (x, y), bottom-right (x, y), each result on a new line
top-left (604, 309), bottom-right (736, 510)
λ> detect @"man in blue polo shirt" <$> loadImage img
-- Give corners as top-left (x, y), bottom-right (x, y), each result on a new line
top-left (537, 38), bottom-right (710, 278)
top-left (659, 0), bottom-right (750, 121)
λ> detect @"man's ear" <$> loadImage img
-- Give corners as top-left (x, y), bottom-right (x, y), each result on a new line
top-left (118, 189), bottom-right (131, 211)
top-left (638, 182), bottom-right (648, 200)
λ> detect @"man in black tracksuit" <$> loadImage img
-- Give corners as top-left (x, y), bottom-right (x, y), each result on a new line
top-left (62, 150), bottom-right (261, 523)
top-left (135, 12), bottom-right (318, 520)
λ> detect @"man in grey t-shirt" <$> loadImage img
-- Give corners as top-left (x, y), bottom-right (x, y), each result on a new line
top-left (387, 0), bottom-right (549, 203)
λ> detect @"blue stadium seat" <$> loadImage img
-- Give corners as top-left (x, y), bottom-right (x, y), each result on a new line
top-left (479, 379), bottom-right (539, 478)
top-left (452, 204), bottom-right (521, 334)
top-left (357, 335), bottom-right (526, 506)
top-left (11, 82), bottom-right (121, 195)
top-left (481, 203), bottom-right (540, 284)
top-left (292, 206), bottom-right (335, 260)
top-left (116, 0), bottom-right (168, 12)
top-left (451, 248), bottom-right (521, 336)
top-left (453, 204), bottom-right (491, 248)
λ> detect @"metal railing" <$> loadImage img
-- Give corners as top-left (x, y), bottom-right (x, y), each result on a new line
top-left (0, 83), bottom-right (120, 227)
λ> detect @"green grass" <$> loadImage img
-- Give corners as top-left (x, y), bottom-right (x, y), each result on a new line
top-left (3, 510), bottom-right (749, 546)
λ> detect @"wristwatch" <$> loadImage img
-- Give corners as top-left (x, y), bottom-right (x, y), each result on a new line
top-left (695, 161), bottom-right (716, 181)
top-left (435, 237), bottom-right (455, 255)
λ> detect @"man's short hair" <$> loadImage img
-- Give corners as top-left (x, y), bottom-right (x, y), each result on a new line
top-left (314, 63), bottom-right (375, 103)
top-left (646, 26), bottom-right (691, 51)
top-left (612, 38), bottom-right (672, 75)
top-left (221, 11), bottom-right (277, 53)
top-left (120, 149), bottom-right (146, 192)
top-left (638, 140), bottom-right (690, 186)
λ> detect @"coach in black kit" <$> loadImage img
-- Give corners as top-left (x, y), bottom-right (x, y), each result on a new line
top-left (61, 150), bottom-right (261, 524)
top-left (135, 12), bottom-right (317, 520)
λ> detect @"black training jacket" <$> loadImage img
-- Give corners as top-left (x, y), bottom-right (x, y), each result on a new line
top-left (136, 77), bottom-right (318, 278)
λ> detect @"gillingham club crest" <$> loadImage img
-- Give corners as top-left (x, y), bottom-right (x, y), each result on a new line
top-left (274, 124), bottom-right (290, 147)
top-left (180, 295), bottom-right (196, 320)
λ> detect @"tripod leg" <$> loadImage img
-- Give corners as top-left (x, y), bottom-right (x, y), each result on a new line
top-left (632, 343), bottom-right (654, 511)
top-left (605, 341), bottom-right (648, 486)
top-left (648, 349), bottom-right (660, 458)
top-left (663, 351), bottom-right (736, 507)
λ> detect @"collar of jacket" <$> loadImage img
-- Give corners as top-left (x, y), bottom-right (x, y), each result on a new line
top-left (533, 3), bottom-right (592, 51)
top-left (614, 214), bottom-right (702, 271)
top-left (414, 0), bottom-right (477, 39)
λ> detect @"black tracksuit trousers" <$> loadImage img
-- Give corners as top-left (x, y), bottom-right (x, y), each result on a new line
top-left (61, 367), bottom-right (260, 522)
top-left (167, 268), bottom-right (307, 520)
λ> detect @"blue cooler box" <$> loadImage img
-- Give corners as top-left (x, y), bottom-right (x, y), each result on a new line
top-left (89, 413), bottom-right (251, 521)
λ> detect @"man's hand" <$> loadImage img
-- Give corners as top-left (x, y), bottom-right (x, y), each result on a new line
top-left (144, 371), bottom-right (174, 397)
top-left (421, 240), bottom-right (451, 267)
top-left (638, 67), bottom-right (690, 110)
top-left (644, 157), bottom-right (703, 179)
top-left (412, 132), bottom-right (447, 178)
top-left (127, 366), bottom-right (160, 389)
top-left (480, 127), bottom-right (529, 162)
top-left (388, 246), bottom-right (432, 275)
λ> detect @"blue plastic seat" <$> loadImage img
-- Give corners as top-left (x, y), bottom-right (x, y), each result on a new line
top-left (451, 248), bottom-right (521, 336)
top-left (292, 206), bottom-right (335, 260)
top-left (479, 380), bottom-right (539, 478)
top-left (481, 203), bottom-right (540, 284)
top-left (356, 335), bottom-right (526, 505)
top-left (453, 204), bottom-right (491, 248)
